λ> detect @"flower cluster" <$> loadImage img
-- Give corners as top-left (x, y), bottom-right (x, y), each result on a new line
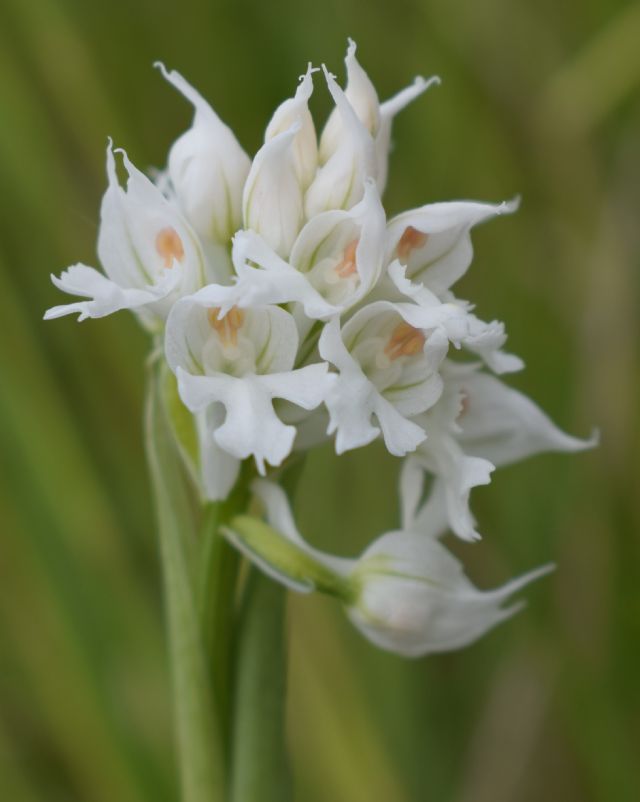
top-left (46, 41), bottom-right (595, 656)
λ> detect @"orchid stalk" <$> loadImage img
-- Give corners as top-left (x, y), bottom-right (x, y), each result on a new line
top-left (45, 40), bottom-right (595, 801)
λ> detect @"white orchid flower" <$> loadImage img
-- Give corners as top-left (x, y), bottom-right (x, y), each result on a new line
top-left (389, 261), bottom-right (523, 374)
top-left (407, 368), bottom-right (500, 541)
top-left (290, 176), bottom-right (386, 310)
top-left (265, 64), bottom-right (319, 190)
top-left (185, 177), bottom-right (386, 322)
top-left (45, 142), bottom-right (206, 327)
top-left (318, 39), bottom-right (439, 196)
top-left (385, 198), bottom-right (519, 296)
top-left (410, 362), bottom-right (598, 540)
top-left (165, 298), bottom-right (333, 474)
top-left (156, 63), bottom-right (251, 254)
top-left (318, 300), bottom-right (465, 456)
top-left (223, 479), bottom-right (553, 658)
top-left (304, 65), bottom-right (376, 217)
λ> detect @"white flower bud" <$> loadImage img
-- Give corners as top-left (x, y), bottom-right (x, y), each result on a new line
top-left (156, 63), bottom-right (251, 247)
top-left (242, 124), bottom-right (305, 259)
top-left (348, 531), bottom-right (553, 657)
top-left (319, 39), bottom-right (380, 162)
top-left (304, 66), bottom-right (376, 218)
top-left (265, 64), bottom-right (318, 190)
top-left (224, 479), bottom-right (553, 658)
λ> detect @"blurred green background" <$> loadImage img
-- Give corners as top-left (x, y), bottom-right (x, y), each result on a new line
top-left (1, 0), bottom-right (639, 799)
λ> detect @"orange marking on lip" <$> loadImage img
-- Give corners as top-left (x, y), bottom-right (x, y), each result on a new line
top-left (334, 239), bottom-right (359, 278)
top-left (396, 226), bottom-right (428, 262)
top-left (208, 306), bottom-right (245, 347)
top-left (155, 227), bottom-right (185, 268)
top-left (384, 321), bottom-right (426, 361)
top-left (458, 390), bottom-right (470, 420)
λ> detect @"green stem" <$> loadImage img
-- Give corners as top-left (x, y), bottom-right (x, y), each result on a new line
top-left (145, 366), bottom-right (226, 802)
top-left (230, 571), bottom-right (292, 802)
top-left (228, 460), bottom-right (307, 801)
top-left (198, 503), bottom-right (239, 754)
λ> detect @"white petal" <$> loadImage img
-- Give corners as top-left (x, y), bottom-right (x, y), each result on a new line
top-left (265, 64), bottom-right (318, 189)
top-left (156, 63), bottom-right (251, 246)
top-left (213, 377), bottom-right (291, 472)
top-left (259, 362), bottom-right (334, 411)
top-left (176, 360), bottom-right (330, 473)
top-left (290, 178), bottom-right (386, 310)
top-left (227, 230), bottom-right (341, 319)
top-left (340, 300), bottom-right (450, 417)
top-left (409, 562), bottom-right (555, 655)
top-left (96, 142), bottom-right (206, 319)
top-left (44, 262), bottom-right (180, 321)
top-left (399, 456), bottom-right (425, 531)
top-left (414, 432), bottom-right (495, 541)
top-left (461, 314), bottom-right (524, 374)
top-left (305, 66), bottom-right (376, 217)
top-left (411, 479), bottom-right (450, 540)
top-left (243, 124), bottom-right (304, 258)
top-left (456, 371), bottom-right (598, 467)
top-left (385, 198), bottom-right (519, 294)
top-left (197, 406), bottom-right (241, 501)
top-left (166, 297), bottom-right (300, 377)
top-left (164, 297), bottom-right (209, 375)
top-left (373, 394), bottom-right (427, 456)
top-left (319, 39), bottom-right (380, 161)
top-left (176, 370), bottom-right (294, 472)
top-left (388, 259), bottom-right (442, 308)
top-left (175, 368), bottom-right (224, 412)
top-left (319, 318), bottom-right (381, 452)
top-left (319, 316), bottom-right (427, 456)
top-left (350, 531), bottom-right (553, 656)
top-left (446, 451), bottom-right (495, 542)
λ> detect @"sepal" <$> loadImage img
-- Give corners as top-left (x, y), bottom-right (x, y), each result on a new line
top-left (157, 63), bottom-right (251, 248)
top-left (243, 124), bottom-right (305, 258)
top-left (222, 513), bottom-right (352, 597)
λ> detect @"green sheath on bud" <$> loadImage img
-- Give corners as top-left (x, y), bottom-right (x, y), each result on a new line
top-left (223, 515), bottom-right (354, 603)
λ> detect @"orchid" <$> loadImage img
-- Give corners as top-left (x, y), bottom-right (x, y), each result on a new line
top-left (223, 478), bottom-right (553, 657)
top-left (164, 297), bottom-right (332, 482)
top-left (408, 362), bottom-right (598, 540)
top-left (43, 40), bottom-right (595, 802)
top-left (45, 142), bottom-right (206, 328)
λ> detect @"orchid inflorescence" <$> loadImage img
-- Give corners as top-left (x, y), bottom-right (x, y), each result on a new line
top-left (46, 40), bottom-right (595, 657)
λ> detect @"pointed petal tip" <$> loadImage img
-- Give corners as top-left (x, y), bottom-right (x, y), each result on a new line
top-left (585, 428), bottom-right (600, 449)
top-left (554, 425), bottom-right (599, 454)
top-left (500, 195), bottom-right (521, 214)
top-left (497, 561), bottom-right (556, 601)
top-left (321, 64), bottom-right (337, 83)
top-left (417, 75), bottom-right (441, 90)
